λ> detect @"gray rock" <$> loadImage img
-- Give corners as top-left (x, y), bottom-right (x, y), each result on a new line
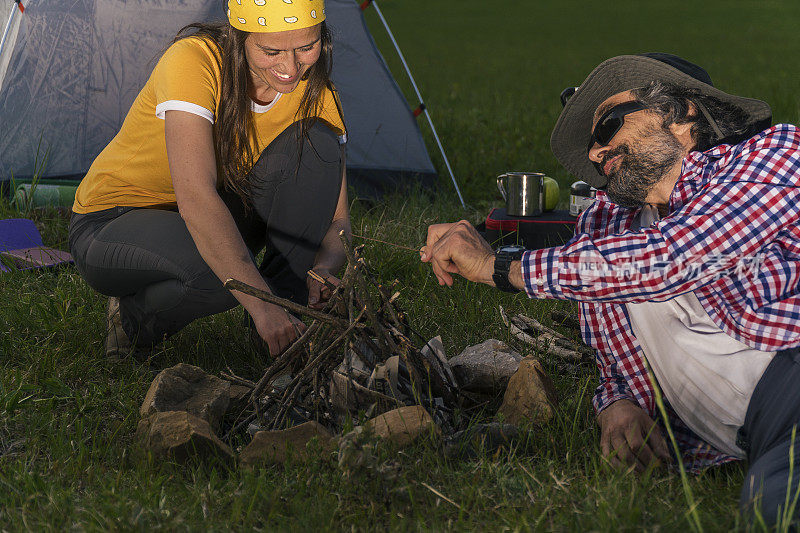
top-left (140, 363), bottom-right (231, 432)
top-left (225, 383), bottom-right (253, 419)
top-left (240, 421), bottom-right (335, 466)
top-left (136, 411), bottom-right (234, 462)
top-left (498, 356), bottom-right (558, 426)
top-left (228, 384), bottom-right (252, 403)
top-left (365, 405), bottom-right (441, 448)
top-left (448, 339), bottom-right (523, 393)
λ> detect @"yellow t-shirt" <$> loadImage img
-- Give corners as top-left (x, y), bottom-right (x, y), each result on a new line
top-left (73, 37), bottom-right (346, 214)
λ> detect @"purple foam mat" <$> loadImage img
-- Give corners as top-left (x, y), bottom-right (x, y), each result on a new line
top-left (0, 218), bottom-right (72, 272)
top-left (0, 218), bottom-right (44, 251)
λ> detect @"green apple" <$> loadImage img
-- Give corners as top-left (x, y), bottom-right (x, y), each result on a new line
top-left (543, 176), bottom-right (559, 211)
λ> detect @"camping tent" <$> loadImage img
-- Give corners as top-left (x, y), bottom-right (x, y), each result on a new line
top-left (0, 0), bottom-right (442, 196)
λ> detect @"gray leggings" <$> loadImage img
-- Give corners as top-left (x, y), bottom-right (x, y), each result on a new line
top-left (738, 347), bottom-right (800, 527)
top-left (68, 121), bottom-right (342, 346)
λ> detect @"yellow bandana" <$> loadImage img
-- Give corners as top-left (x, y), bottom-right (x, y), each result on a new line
top-left (227, 0), bottom-right (326, 32)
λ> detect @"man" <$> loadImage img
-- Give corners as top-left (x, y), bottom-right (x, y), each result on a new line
top-left (421, 53), bottom-right (800, 525)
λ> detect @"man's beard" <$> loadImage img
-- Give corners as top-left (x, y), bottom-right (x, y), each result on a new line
top-left (603, 127), bottom-right (684, 209)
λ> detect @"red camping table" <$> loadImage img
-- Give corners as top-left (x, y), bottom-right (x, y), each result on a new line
top-left (484, 208), bottom-right (576, 250)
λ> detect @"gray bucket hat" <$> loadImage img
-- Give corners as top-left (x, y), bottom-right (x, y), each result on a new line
top-left (550, 53), bottom-right (772, 189)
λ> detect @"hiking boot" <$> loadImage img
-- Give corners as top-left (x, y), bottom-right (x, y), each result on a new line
top-left (105, 297), bottom-right (131, 358)
top-left (105, 297), bottom-right (147, 361)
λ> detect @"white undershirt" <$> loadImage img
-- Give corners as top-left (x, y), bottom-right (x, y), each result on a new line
top-left (624, 205), bottom-right (775, 457)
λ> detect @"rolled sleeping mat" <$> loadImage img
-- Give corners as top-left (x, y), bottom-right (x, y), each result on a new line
top-left (13, 183), bottom-right (78, 208)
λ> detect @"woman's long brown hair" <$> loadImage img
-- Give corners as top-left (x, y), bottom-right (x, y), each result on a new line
top-left (173, 19), bottom-right (339, 204)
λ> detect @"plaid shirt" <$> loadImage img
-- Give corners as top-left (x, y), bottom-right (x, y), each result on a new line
top-left (521, 124), bottom-right (800, 470)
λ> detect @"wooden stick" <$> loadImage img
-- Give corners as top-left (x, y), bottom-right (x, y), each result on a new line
top-left (513, 313), bottom-right (570, 343)
top-left (360, 259), bottom-right (407, 333)
top-left (501, 306), bottom-right (591, 361)
top-left (536, 332), bottom-right (594, 357)
top-left (339, 231), bottom-right (397, 355)
top-left (351, 233), bottom-right (420, 252)
top-left (297, 309), bottom-right (366, 380)
top-left (267, 305), bottom-right (367, 428)
top-left (249, 320), bottom-right (321, 402)
top-left (510, 315), bottom-right (593, 357)
top-left (272, 378), bottom-right (305, 429)
top-left (307, 269), bottom-right (337, 290)
top-left (536, 338), bottom-right (585, 362)
top-left (225, 278), bottom-right (351, 329)
top-left (220, 372), bottom-right (255, 389)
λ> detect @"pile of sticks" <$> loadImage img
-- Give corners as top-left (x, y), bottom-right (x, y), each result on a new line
top-left (500, 306), bottom-right (594, 362)
top-left (223, 231), bottom-right (459, 436)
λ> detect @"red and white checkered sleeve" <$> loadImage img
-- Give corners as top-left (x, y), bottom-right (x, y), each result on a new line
top-left (582, 300), bottom-right (657, 416)
top-left (521, 178), bottom-right (800, 304)
top-left (520, 194), bottom-right (641, 300)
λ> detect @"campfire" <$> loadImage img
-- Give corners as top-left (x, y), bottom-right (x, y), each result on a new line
top-left (222, 231), bottom-right (461, 438)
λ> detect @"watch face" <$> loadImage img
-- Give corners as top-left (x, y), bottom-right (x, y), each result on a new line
top-left (497, 244), bottom-right (526, 254)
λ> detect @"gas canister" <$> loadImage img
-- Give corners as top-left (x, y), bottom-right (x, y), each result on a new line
top-left (569, 181), bottom-right (596, 217)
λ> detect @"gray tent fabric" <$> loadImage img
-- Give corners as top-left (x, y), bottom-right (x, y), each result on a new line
top-left (0, 0), bottom-right (436, 195)
top-left (0, 1), bottom-right (22, 89)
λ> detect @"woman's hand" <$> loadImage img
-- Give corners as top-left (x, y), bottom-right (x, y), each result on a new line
top-left (252, 304), bottom-right (307, 356)
top-left (307, 270), bottom-right (340, 310)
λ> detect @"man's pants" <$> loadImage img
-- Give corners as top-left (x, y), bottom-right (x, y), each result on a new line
top-left (68, 121), bottom-right (342, 346)
top-left (739, 347), bottom-right (800, 526)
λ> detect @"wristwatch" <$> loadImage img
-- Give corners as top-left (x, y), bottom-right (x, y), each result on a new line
top-left (492, 244), bottom-right (526, 293)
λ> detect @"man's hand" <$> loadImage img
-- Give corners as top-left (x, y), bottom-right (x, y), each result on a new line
top-left (307, 271), bottom-right (340, 310)
top-left (420, 220), bottom-right (495, 286)
top-left (597, 399), bottom-right (673, 472)
top-left (252, 304), bottom-right (306, 356)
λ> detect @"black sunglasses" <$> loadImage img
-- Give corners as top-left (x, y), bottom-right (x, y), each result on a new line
top-left (587, 101), bottom-right (647, 153)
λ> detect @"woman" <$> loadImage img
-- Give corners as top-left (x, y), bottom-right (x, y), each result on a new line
top-left (68, 0), bottom-right (349, 360)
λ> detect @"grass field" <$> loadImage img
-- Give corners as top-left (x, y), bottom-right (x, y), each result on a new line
top-left (2, 0), bottom-right (800, 530)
